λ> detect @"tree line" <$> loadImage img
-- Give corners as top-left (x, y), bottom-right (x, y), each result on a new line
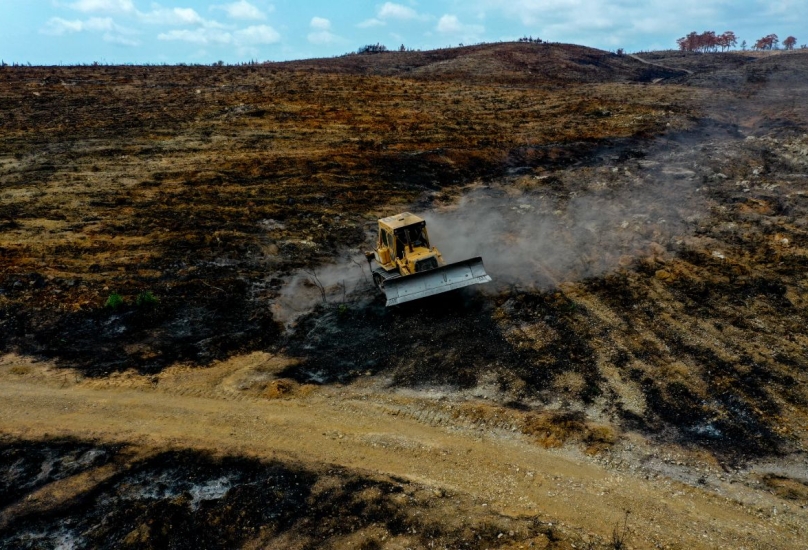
top-left (677, 31), bottom-right (800, 52)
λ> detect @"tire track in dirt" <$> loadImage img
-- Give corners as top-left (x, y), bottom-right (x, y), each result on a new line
top-left (627, 54), bottom-right (694, 76)
top-left (0, 355), bottom-right (805, 549)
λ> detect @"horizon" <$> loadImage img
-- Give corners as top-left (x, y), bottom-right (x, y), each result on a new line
top-left (1, 39), bottom-right (804, 68)
top-left (0, 1), bottom-right (804, 66)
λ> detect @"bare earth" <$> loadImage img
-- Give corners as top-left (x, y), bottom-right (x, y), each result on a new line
top-left (1, 352), bottom-right (805, 549)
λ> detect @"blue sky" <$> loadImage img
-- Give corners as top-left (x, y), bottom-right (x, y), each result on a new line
top-left (0, 1), bottom-right (804, 65)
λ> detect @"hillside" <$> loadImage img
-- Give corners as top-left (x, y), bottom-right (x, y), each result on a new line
top-left (271, 42), bottom-right (688, 84)
top-left (1, 43), bottom-right (807, 549)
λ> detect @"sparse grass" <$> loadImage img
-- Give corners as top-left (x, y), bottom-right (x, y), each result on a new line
top-left (611, 511), bottom-right (631, 550)
top-left (761, 474), bottom-right (808, 501)
top-left (262, 378), bottom-right (298, 399)
top-left (523, 411), bottom-right (589, 448)
top-left (8, 366), bottom-right (31, 376)
top-left (585, 425), bottom-right (619, 455)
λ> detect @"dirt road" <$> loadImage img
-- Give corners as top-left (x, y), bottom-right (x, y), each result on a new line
top-left (1, 353), bottom-right (804, 549)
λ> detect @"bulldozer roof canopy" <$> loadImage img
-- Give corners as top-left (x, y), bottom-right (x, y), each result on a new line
top-left (379, 212), bottom-right (425, 231)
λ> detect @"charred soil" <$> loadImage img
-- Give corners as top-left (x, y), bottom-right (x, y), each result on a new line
top-left (2, 44), bottom-right (808, 548)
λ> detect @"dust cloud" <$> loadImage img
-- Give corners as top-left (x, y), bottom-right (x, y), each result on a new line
top-left (424, 169), bottom-right (700, 289)
top-left (422, 129), bottom-right (734, 289)
top-left (271, 253), bottom-right (374, 327)
top-left (272, 131), bottom-right (731, 323)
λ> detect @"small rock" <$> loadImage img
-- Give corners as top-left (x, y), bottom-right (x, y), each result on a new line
top-left (655, 269), bottom-right (673, 281)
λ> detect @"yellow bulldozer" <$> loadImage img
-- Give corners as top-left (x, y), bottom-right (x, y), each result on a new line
top-left (365, 212), bottom-right (491, 306)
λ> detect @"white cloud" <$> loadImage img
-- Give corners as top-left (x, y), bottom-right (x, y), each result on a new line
top-left (103, 32), bottom-right (140, 46)
top-left (357, 18), bottom-right (385, 28)
top-left (469, 0), bottom-right (741, 50)
top-left (57, 0), bottom-right (283, 53)
top-left (68, 0), bottom-right (135, 14)
top-left (308, 17), bottom-right (341, 45)
top-left (308, 31), bottom-right (338, 44)
top-left (42, 16), bottom-right (118, 35)
top-left (480, 0), bottom-right (584, 26)
top-left (42, 17), bottom-right (85, 35)
top-left (436, 14), bottom-right (484, 37)
top-left (158, 24), bottom-right (280, 46)
top-left (234, 24), bottom-right (280, 44)
top-left (138, 7), bottom-right (206, 26)
top-left (67, 0), bottom-right (225, 28)
top-left (214, 1), bottom-right (268, 21)
top-left (42, 15), bottom-right (141, 46)
top-left (436, 14), bottom-right (461, 33)
top-left (477, 0), bottom-right (724, 31)
top-left (378, 2), bottom-right (423, 21)
top-left (158, 27), bottom-right (232, 44)
top-left (310, 16), bottom-right (331, 30)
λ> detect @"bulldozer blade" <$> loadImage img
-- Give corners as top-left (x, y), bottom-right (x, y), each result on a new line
top-left (383, 257), bottom-right (492, 306)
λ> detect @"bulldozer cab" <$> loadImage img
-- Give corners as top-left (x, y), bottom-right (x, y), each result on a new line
top-left (395, 224), bottom-right (430, 255)
top-left (378, 213), bottom-right (431, 262)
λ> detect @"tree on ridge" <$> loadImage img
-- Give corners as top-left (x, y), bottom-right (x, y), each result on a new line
top-left (783, 36), bottom-right (797, 50)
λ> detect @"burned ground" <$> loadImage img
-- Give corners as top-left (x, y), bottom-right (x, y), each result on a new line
top-left (272, 42), bottom-right (689, 85)
top-left (0, 45), bottom-right (692, 377)
top-left (0, 438), bottom-right (584, 550)
top-left (0, 438), bottom-right (120, 509)
top-left (2, 44), bottom-right (808, 547)
top-left (281, 289), bottom-right (602, 405)
top-left (278, 112), bottom-right (808, 460)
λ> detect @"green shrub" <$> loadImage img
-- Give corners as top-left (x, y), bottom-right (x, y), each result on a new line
top-left (136, 291), bottom-right (158, 307)
top-left (105, 293), bottom-right (124, 309)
